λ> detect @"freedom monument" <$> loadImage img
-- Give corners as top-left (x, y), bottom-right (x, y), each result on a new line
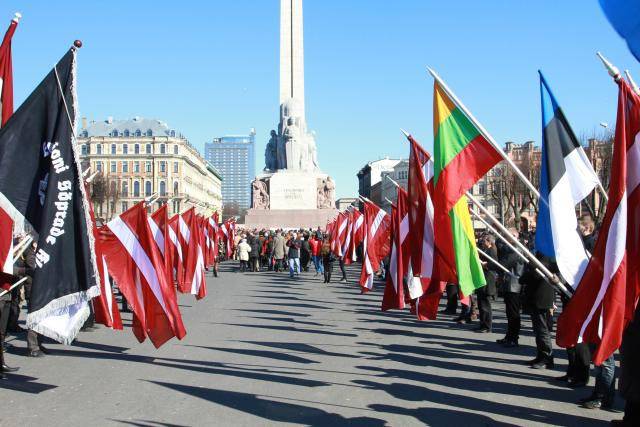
top-left (244, 0), bottom-right (338, 228)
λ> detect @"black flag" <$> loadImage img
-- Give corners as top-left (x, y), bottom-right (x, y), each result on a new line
top-left (0, 47), bottom-right (99, 344)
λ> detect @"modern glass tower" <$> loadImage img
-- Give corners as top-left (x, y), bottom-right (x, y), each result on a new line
top-left (204, 129), bottom-right (256, 210)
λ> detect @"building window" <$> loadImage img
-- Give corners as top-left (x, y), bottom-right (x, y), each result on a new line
top-left (122, 162), bottom-right (128, 173)
top-left (173, 145), bottom-right (178, 155)
top-left (160, 161), bottom-right (166, 173)
top-left (122, 181), bottom-right (128, 197)
top-left (146, 144), bottom-right (152, 154)
top-left (121, 202), bottom-right (128, 212)
top-left (111, 144), bottom-right (116, 154)
top-left (110, 161), bottom-right (116, 173)
top-left (135, 129), bottom-right (141, 137)
top-left (173, 162), bottom-right (178, 173)
top-left (96, 144), bottom-right (102, 155)
top-left (145, 161), bottom-right (152, 173)
top-left (160, 144), bottom-right (166, 154)
top-left (478, 182), bottom-right (486, 195)
top-left (145, 181), bottom-right (152, 196)
top-left (111, 130), bottom-right (118, 137)
top-left (123, 129), bottom-right (130, 137)
top-left (146, 129), bottom-right (153, 137)
top-left (123, 144), bottom-right (128, 154)
top-left (134, 161), bottom-right (140, 173)
top-left (134, 144), bottom-right (140, 154)
top-left (159, 181), bottom-right (166, 196)
top-left (81, 145), bottom-right (88, 155)
top-left (170, 130), bottom-right (176, 137)
top-left (133, 181), bottom-right (140, 197)
top-left (96, 162), bottom-right (103, 173)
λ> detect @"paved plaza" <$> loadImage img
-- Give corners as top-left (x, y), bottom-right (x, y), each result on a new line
top-left (1, 263), bottom-right (621, 426)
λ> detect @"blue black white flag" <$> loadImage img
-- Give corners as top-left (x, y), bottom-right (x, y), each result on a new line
top-left (535, 72), bottom-right (601, 289)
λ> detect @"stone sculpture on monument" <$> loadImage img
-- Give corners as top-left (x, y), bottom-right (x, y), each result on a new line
top-left (245, 0), bottom-right (338, 228)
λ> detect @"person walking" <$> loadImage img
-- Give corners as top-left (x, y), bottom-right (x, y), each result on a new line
top-left (300, 233), bottom-right (311, 273)
top-left (321, 239), bottom-right (335, 283)
top-left (237, 238), bottom-right (251, 272)
top-left (309, 233), bottom-right (323, 276)
top-left (273, 232), bottom-right (287, 273)
top-left (287, 233), bottom-right (302, 278)
top-left (249, 235), bottom-right (261, 272)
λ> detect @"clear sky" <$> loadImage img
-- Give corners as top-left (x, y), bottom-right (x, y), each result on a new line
top-left (4, 1), bottom-right (639, 198)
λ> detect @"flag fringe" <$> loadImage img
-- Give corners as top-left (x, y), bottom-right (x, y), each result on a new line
top-left (26, 284), bottom-right (100, 344)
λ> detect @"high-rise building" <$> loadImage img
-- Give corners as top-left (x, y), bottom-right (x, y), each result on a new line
top-left (204, 129), bottom-right (256, 210)
top-left (79, 117), bottom-right (223, 221)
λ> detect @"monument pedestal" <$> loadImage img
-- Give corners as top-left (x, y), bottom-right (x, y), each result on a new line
top-left (245, 170), bottom-right (338, 229)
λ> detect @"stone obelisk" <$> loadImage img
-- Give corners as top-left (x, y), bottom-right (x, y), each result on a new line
top-left (245, 0), bottom-right (338, 228)
top-left (280, 0), bottom-right (305, 122)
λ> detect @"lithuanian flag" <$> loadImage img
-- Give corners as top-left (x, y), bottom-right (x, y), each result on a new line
top-left (431, 80), bottom-right (502, 296)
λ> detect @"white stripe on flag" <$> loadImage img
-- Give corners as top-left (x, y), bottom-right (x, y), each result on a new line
top-left (179, 216), bottom-right (190, 243)
top-left (109, 216), bottom-right (169, 314)
top-left (148, 217), bottom-right (165, 256)
top-left (168, 226), bottom-right (183, 261)
top-left (101, 255), bottom-right (114, 324)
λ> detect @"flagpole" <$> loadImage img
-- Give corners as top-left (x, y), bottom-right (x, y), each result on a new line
top-left (625, 70), bottom-right (640, 95)
top-left (0, 276), bottom-right (28, 299)
top-left (12, 235), bottom-right (33, 259)
top-left (426, 67), bottom-right (541, 199)
top-left (469, 209), bottom-right (528, 263)
top-left (477, 248), bottom-right (510, 275)
top-left (465, 191), bottom-right (571, 297)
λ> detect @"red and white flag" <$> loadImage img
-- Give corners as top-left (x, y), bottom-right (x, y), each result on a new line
top-left (382, 187), bottom-right (409, 311)
top-left (557, 78), bottom-right (640, 364)
top-left (150, 204), bottom-right (174, 283)
top-left (332, 212), bottom-right (349, 257)
top-left (359, 200), bottom-right (391, 292)
top-left (346, 208), bottom-right (364, 264)
top-left (182, 209), bottom-right (206, 300)
top-left (341, 209), bottom-right (356, 264)
top-left (99, 202), bottom-right (186, 348)
top-left (167, 214), bottom-right (185, 289)
top-left (0, 14), bottom-right (19, 279)
top-left (207, 215), bottom-right (219, 266)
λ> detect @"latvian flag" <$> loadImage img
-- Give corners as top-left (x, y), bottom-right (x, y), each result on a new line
top-left (358, 200), bottom-right (390, 292)
top-left (0, 47), bottom-right (100, 343)
top-left (99, 202), bottom-right (186, 348)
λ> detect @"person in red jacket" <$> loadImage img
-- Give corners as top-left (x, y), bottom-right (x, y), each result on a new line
top-left (309, 232), bottom-right (324, 276)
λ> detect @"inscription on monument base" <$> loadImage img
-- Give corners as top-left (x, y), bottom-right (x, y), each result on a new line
top-left (269, 172), bottom-right (317, 210)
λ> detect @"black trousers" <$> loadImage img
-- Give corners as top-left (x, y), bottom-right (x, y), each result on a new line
top-left (566, 343), bottom-right (591, 382)
top-left (324, 261), bottom-right (333, 283)
top-left (477, 292), bottom-right (493, 331)
top-left (0, 299), bottom-right (10, 339)
top-left (531, 309), bottom-right (553, 359)
top-left (445, 283), bottom-right (458, 312)
top-left (504, 292), bottom-right (521, 342)
top-left (339, 259), bottom-right (347, 281)
top-left (7, 289), bottom-right (20, 332)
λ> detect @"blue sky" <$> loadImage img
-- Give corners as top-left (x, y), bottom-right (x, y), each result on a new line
top-left (4, 1), bottom-right (639, 198)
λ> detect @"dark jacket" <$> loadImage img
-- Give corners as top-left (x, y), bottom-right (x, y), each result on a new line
top-left (502, 249), bottom-right (525, 294)
top-left (521, 264), bottom-right (555, 310)
top-left (249, 239), bottom-right (261, 258)
top-left (287, 239), bottom-right (302, 258)
top-left (478, 245), bottom-right (498, 297)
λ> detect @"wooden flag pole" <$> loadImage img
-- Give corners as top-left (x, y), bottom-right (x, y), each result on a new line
top-left (426, 67), bottom-right (541, 199)
top-left (465, 191), bottom-right (571, 297)
top-left (0, 277), bottom-right (28, 299)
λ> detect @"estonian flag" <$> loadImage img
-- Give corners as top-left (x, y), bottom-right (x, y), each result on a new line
top-left (535, 72), bottom-right (602, 289)
top-left (600, 0), bottom-right (640, 62)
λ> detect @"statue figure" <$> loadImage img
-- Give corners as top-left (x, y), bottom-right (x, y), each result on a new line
top-left (284, 117), bottom-right (302, 171)
top-left (306, 133), bottom-right (319, 171)
top-left (264, 130), bottom-right (278, 171)
top-left (252, 179), bottom-right (269, 210)
top-left (324, 176), bottom-right (336, 207)
top-left (317, 179), bottom-right (327, 209)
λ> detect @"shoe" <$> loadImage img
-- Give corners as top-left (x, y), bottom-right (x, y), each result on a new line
top-left (39, 345), bottom-right (50, 355)
top-left (1, 364), bottom-right (19, 372)
top-left (496, 338), bottom-right (507, 344)
top-left (582, 398), bottom-right (603, 409)
top-left (27, 350), bottom-right (45, 358)
top-left (503, 340), bottom-right (519, 348)
top-left (555, 374), bottom-right (571, 382)
top-left (474, 327), bottom-right (490, 333)
top-left (531, 358), bottom-right (554, 369)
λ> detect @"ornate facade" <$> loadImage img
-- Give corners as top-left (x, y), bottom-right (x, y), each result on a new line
top-left (78, 117), bottom-right (222, 221)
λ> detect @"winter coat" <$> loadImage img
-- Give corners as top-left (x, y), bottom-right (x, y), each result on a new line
top-left (250, 239), bottom-right (261, 258)
top-left (521, 263), bottom-right (556, 310)
top-left (478, 245), bottom-right (498, 297)
top-left (273, 235), bottom-right (287, 260)
top-left (237, 241), bottom-right (251, 261)
top-left (287, 239), bottom-right (302, 259)
top-left (502, 250), bottom-right (525, 294)
top-left (620, 303), bottom-right (640, 402)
